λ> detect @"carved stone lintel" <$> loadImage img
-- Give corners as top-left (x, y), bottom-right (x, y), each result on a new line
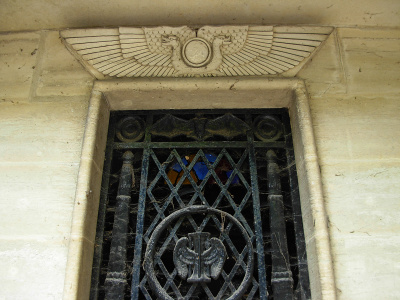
top-left (60, 26), bottom-right (333, 79)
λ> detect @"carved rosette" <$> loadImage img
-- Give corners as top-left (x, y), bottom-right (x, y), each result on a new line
top-left (60, 25), bottom-right (332, 79)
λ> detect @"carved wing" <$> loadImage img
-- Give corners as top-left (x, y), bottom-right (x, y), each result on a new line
top-left (199, 26), bottom-right (332, 76)
top-left (173, 237), bottom-right (196, 279)
top-left (198, 26), bottom-right (250, 55)
top-left (60, 26), bottom-right (195, 78)
top-left (202, 238), bottom-right (226, 279)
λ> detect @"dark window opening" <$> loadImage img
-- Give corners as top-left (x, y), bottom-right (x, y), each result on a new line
top-left (90, 109), bottom-right (311, 300)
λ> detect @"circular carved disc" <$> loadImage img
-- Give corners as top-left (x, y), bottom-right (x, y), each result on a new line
top-left (182, 38), bottom-right (212, 67)
top-left (253, 115), bottom-right (283, 141)
top-left (116, 116), bottom-right (145, 142)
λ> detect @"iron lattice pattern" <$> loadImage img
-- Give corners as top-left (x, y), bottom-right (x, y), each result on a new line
top-left (90, 110), bottom-right (311, 300)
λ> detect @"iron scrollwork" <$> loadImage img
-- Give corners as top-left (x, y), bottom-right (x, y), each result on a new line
top-left (144, 206), bottom-right (254, 300)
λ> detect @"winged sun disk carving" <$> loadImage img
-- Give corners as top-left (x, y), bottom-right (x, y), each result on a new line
top-left (60, 26), bottom-right (333, 78)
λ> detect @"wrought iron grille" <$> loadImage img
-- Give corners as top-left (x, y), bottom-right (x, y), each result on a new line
top-left (90, 109), bottom-right (311, 300)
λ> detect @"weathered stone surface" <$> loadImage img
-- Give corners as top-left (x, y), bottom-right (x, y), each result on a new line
top-left (297, 29), bottom-right (400, 297)
top-left (0, 100), bottom-right (88, 163)
top-left (0, 97), bottom-right (89, 300)
top-left (0, 240), bottom-right (68, 300)
top-left (0, 163), bottom-right (78, 238)
top-left (0, 0), bottom-right (399, 32)
top-left (300, 28), bottom-right (400, 97)
top-left (339, 28), bottom-right (400, 95)
top-left (34, 31), bottom-right (93, 99)
top-left (0, 32), bottom-right (40, 102)
top-left (310, 94), bottom-right (400, 161)
top-left (309, 90), bottom-right (400, 299)
top-left (332, 235), bottom-right (400, 300)
top-left (297, 32), bottom-right (346, 96)
top-left (322, 161), bottom-right (400, 236)
top-left (338, 27), bottom-right (400, 40)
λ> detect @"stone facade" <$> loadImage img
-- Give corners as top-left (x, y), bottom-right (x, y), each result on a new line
top-left (0, 10), bottom-right (399, 300)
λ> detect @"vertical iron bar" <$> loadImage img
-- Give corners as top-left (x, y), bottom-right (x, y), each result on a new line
top-left (282, 112), bottom-right (311, 300)
top-left (267, 150), bottom-right (294, 300)
top-left (90, 116), bottom-right (116, 300)
top-left (89, 110), bottom-right (312, 299)
top-left (105, 151), bottom-right (135, 300)
top-left (131, 115), bottom-right (153, 300)
top-left (246, 115), bottom-right (268, 300)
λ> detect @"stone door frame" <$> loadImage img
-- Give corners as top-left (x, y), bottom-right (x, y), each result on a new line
top-left (62, 77), bottom-right (336, 300)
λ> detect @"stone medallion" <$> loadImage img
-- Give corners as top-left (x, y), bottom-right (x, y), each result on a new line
top-left (181, 38), bottom-right (212, 67)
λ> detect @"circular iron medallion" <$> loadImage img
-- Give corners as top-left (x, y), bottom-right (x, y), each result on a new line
top-left (116, 116), bottom-right (145, 142)
top-left (144, 205), bottom-right (254, 300)
top-left (253, 115), bottom-right (283, 142)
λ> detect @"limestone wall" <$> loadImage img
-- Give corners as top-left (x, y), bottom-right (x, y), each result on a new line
top-left (0, 27), bottom-right (399, 299)
top-left (0, 31), bottom-right (93, 299)
top-left (297, 28), bottom-right (400, 299)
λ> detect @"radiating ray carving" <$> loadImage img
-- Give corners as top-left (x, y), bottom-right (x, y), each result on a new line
top-left (60, 26), bottom-right (333, 78)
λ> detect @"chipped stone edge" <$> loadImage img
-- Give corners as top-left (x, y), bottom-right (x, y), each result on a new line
top-left (62, 77), bottom-right (336, 300)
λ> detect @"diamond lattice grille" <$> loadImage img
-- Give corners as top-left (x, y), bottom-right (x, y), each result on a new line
top-left (141, 148), bottom-right (257, 299)
top-left (90, 110), bottom-right (311, 300)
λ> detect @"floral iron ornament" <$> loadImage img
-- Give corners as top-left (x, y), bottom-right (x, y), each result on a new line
top-left (60, 25), bottom-right (332, 78)
top-left (174, 232), bottom-right (226, 283)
